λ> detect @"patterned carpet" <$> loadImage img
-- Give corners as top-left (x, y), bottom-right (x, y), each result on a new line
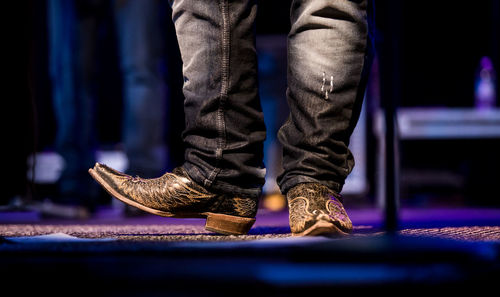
top-left (1, 224), bottom-right (499, 242)
top-left (399, 226), bottom-right (500, 242)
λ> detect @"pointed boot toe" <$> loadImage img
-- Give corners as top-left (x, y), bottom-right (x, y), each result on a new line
top-left (90, 163), bottom-right (126, 186)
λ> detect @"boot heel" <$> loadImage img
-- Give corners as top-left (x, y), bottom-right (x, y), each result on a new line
top-left (204, 213), bottom-right (255, 235)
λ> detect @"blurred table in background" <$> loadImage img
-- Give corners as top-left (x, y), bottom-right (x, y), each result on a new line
top-left (375, 107), bottom-right (500, 208)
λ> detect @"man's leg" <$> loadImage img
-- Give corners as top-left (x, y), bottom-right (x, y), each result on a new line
top-left (170, 0), bottom-right (266, 198)
top-left (114, 0), bottom-right (167, 179)
top-left (279, 0), bottom-right (372, 236)
top-left (48, 0), bottom-right (100, 215)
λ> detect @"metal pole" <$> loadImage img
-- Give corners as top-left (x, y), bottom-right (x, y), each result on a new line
top-left (374, 0), bottom-right (401, 232)
top-left (383, 100), bottom-right (399, 233)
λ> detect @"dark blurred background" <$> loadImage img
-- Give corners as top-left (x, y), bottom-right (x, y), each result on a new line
top-left (6, 0), bottom-right (500, 215)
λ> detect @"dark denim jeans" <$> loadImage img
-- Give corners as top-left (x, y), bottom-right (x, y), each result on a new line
top-left (170, 0), bottom-right (371, 198)
top-left (48, 0), bottom-right (167, 202)
top-left (114, 0), bottom-right (168, 177)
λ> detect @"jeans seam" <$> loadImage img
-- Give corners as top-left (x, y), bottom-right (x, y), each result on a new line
top-left (342, 31), bottom-right (371, 176)
top-left (205, 0), bottom-right (230, 188)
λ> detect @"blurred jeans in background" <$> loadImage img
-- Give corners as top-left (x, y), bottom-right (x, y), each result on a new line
top-left (47, 0), bottom-right (168, 214)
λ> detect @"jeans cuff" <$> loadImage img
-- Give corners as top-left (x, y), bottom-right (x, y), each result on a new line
top-left (279, 175), bottom-right (343, 196)
top-left (182, 163), bottom-right (262, 199)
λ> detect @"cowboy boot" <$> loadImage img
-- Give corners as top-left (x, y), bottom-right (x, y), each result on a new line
top-left (287, 183), bottom-right (353, 236)
top-left (88, 163), bottom-right (257, 235)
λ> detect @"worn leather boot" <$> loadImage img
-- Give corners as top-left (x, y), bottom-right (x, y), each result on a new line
top-left (88, 163), bottom-right (257, 235)
top-left (287, 183), bottom-right (353, 236)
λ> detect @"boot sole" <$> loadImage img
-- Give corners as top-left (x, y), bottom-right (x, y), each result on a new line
top-left (292, 220), bottom-right (349, 237)
top-left (88, 168), bottom-right (255, 235)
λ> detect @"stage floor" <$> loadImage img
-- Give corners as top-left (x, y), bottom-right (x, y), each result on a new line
top-left (1, 207), bottom-right (499, 294)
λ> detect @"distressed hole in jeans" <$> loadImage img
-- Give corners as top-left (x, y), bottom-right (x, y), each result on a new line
top-left (321, 72), bottom-right (334, 100)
